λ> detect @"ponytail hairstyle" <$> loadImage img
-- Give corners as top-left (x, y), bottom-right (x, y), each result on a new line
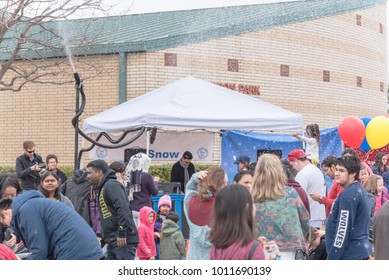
top-left (198, 166), bottom-right (226, 201)
top-left (306, 124), bottom-right (320, 145)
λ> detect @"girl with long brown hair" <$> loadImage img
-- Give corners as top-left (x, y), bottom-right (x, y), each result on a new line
top-left (209, 184), bottom-right (264, 260)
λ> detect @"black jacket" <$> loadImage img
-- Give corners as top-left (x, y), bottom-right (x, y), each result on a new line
top-left (61, 169), bottom-right (91, 225)
top-left (51, 169), bottom-right (67, 186)
top-left (15, 153), bottom-right (44, 190)
top-left (97, 169), bottom-right (139, 245)
top-left (309, 235), bottom-right (327, 260)
top-left (170, 161), bottom-right (195, 193)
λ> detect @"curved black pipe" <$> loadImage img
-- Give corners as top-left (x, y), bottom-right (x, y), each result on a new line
top-left (77, 128), bottom-right (145, 153)
top-left (77, 128), bottom-right (145, 164)
top-left (74, 72), bottom-right (81, 86)
top-left (72, 72), bottom-right (145, 170)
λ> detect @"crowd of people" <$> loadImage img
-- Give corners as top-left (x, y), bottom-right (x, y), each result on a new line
top-left (1, 132), bottom-right (389, 260)
top-left (0, 141), bottom-right (190, 260)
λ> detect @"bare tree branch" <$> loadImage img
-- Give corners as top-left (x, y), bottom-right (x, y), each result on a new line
top-left (0, 0), bottom-right (126, 92)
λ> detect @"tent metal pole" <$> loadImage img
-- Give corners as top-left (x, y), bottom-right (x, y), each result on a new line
top-left (219, 130), bottom-right (223, 166)
top-left (80, 137), bottom-right (86, 169)
top-left (146, 129), bottom-right (150, 156)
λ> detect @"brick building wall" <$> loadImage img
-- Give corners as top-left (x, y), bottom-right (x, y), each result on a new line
top-left (0, 5), bottom-right (386, 167)
top-left (131, 4), bottom-right (386, 129)
top-left (0, 55), bottom-right (120, 166)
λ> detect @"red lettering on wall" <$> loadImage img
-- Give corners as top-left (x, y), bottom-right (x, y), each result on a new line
top-left (238, 84), bottom-right (260, 95)
top-left (214, 82), bottom-right (236, 91)
top-left (214, 82), bottom-right (261, 96)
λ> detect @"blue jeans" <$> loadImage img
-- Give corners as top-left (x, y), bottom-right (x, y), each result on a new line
top-left (106, 242), bottom-right (137, 260)
top-left (155, 239), bottom-right (160, 260)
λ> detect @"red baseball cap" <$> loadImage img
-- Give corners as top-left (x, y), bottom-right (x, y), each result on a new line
top-left (287, 149), bottom-right (310, 162)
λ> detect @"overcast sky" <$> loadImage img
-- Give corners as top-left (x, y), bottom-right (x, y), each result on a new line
top-left (110, 0), bottom-right (298, 15)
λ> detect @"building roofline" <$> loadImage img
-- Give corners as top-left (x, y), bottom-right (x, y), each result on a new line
top-left (0, 0), bottom-right (385, 60)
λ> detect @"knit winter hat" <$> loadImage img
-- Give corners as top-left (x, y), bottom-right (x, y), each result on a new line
top-left (158, 194), bottom-right (172, 209)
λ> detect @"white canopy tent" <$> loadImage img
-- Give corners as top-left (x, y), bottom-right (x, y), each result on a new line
top-left (83, 76), bottom-right (303, 133)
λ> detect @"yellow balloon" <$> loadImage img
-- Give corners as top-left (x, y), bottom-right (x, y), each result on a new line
top-left (366, 116), bottom-right (389, 149)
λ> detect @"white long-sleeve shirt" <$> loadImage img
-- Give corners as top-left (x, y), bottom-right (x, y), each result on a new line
top-left (299, 136), bottom-right (319, 160)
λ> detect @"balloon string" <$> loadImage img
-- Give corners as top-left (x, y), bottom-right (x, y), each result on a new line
top-left (364, 149), bottom-right (374, 162)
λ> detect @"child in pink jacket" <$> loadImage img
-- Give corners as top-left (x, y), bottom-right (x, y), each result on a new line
top-left (136, 206), bottom-right (157, 260)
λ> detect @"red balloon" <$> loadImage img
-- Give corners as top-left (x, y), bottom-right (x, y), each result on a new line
top-left (338, 116), bottom-right (365, 148)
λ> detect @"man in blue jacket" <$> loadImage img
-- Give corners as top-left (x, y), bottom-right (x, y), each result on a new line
top-left (86, 159), bottom-right (139, 260)
top-left (0, 191), bottom-right (104, 260)
top-left (325, 156), bottom-right (371, 260)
